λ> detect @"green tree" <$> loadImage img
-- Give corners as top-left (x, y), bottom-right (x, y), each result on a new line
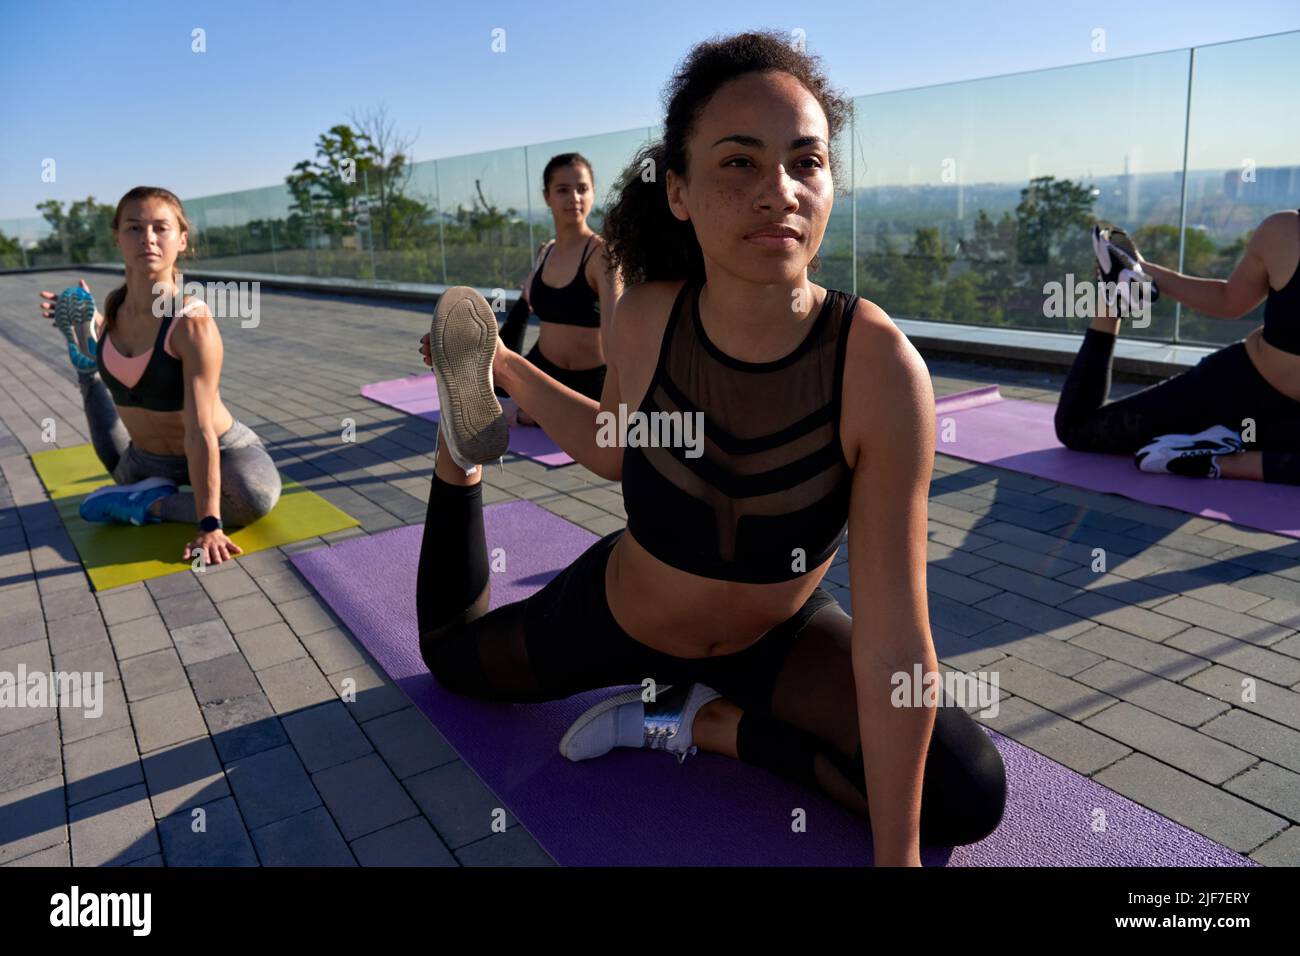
top-left (35, 197), bottom-right (115, 263)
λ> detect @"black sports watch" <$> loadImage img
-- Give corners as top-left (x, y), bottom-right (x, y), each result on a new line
top-left (199, 515), bottom-right (223, 533)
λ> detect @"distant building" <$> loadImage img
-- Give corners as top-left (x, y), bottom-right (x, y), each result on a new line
top-left (1223, 165), bottom-right (1300, 201)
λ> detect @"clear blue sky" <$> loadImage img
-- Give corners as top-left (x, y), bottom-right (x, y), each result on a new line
top-left (2, 0), bottom-right (1297, 219)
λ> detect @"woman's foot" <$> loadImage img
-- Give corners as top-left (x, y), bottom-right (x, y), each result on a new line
top-left (1135, 425), bottom-right (1244, 478)
top-left (1092, 224), bottom-right (1159, 313)
top-left (79, 476), bottom-right (177, 526)
top-left (429, 287), bottom-right (510, 471)
top-left (53, 284), bottom-right (98, 372)
top-left (559, 683), bottom-right (722, 764)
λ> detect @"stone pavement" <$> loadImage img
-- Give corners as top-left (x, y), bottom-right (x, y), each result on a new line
top-left (0, 270), bottom-right (1296, 867)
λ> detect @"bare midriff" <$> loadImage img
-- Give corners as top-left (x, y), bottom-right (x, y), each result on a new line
top-left (534, 321), bottom-right (605, 371)
top-left (1244, 326), bottom-right (1300, 402)
top-left (604, 528), bottom-right (837, 659)
top-left (116, 400), bottom-right (234, 457)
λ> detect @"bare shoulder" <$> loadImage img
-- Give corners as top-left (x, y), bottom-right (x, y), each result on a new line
top-left (841, 295), bottom-right (933, 463)
top-left (171, 297), bottom-right (220, 352)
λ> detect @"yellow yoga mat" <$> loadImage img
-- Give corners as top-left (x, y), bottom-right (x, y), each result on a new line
top-left (32, 443), bottom-right (360, 591)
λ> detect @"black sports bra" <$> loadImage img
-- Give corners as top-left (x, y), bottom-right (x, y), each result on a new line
top-left (529, 236), bottom-right (601, 328)
top-left (621, 278), bottom-right (858, 584)
top-left (1261, 210), bottom-right (1300, 356)
top-left (96, 310), bottom-right (186, 412)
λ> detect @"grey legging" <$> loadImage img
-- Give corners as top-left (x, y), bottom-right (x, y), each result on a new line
top-left (78, 371), bottom-right (282, 526)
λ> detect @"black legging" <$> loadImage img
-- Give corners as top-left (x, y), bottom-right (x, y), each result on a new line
top-left (1055, 329), bottom-right (1300, 485)
top-left (414, 473), bottom-right (1007, 849)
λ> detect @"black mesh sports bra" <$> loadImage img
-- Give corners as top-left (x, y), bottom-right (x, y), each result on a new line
top-left (529, 236), bottom-right (601, 328)
top-left (1261, 209), bottom-right (1300, 356)
top-left (622, 278), bottom-right (859, 584)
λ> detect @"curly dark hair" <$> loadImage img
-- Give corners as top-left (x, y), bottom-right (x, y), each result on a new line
top-left (604, 30), bottom-right (851, 286)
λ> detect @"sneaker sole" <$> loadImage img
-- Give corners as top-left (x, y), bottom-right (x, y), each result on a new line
top-left (430, 287), bottom-right (509, 465)
top-left (558, 685), bottom-right (673, 760)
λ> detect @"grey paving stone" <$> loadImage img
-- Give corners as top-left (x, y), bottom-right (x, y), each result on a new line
top-left (1250, 826), bottom-right (1300, 866)
top-left (170, 618), bottom-right (239, 665)
top-left (1222, 762), bottom-right (1300, 824)
top-left (970, 563), bottom-right (1079, 606)
top-left (927, 591), bottom-right (1004, 638)
top-left (1052, 568), bottom-right (1177, 608)
top-left (1094, 754), bottom-right (1285, 853)
top-left (361, 707), bottom-right (457, 779)
top-left (299, 626), bottom-right (367, 675)
top-left (97, 586), bottom-right (157, 627)
top-left (64, 725), bottom-right (144, 806)
top-left (1082, 700), bottom-right (1257, 784)
top-left (119, 648), bottom-right (187, 702)
top-left (1249, 598), bottom-right (1300, 630)
top-left (931, 625), bottom-right (1009, 671)
top-left (406, 760), bottom-right (517, 850)
top-left (332, 663), bottom-right (409, 723)
top-left (1057, 592), bottom-right (1188, 642)
top-left (257, 656), bottom-right (337, 715)
top-left (203, 693), bottom-right (288, 763)
top-left (0, 775), bottom-right (67, 864)
top-left (1199, 709), bottom-right (1300, 776)
top-left (979, 695), bottom-right (1130, 775)
top-left (1165, 627), bottom-right (1300, 688)
top-left (198, 565), bottom-right (260, 602)
top-left (1180, 582), bottom-right (1273, 613)
top-left (68, 783), bottom-right (161, 866)
top-left (108, 614), bottom-right (172, 660)
top-left (130, 686), bottom-right (208, 754)
top-left (138, 734), bottom-right (230, 820)
top-left (255, 569), bottom-right (313, 604)
top-left (1074, 659), bottom-right (1230, 727)
top-left (188, 652), bottom-right (262, 705)
top-left (157, 795), bottom-right (258, 866)
top-left (925, 565), bottom-right (1002, 604)
top-left (455, 826), bottom-right (556, 866)
top-left (351, 815), bottom-right (457, 867)
top-left (233, 621), bottom-right (306, 671)
top-left (0, 720), bottom-right (61, 795)
top-left (146, 569), bottom-right (204, 600)
top-left (994, 657), bottom-right (1118, 721)
top-left (155, 591), bottom-right (221, 630)
top-left (281, 701), bottom-right (373, 773)
top-left (973, 591), bottom-right (1095, 640)
top-left (3, 842), bottom-right (71, 866)
top-left (1183, 665), bottom-right (1300, 733)
top-left (225, 743), bottom-right (322, 830)
top-left (60, 675), bottom-right (131, 744)
top-left (216, 591), bottom-right (283, 634)
top-left (312, 752), bottom-right (418, 840)
top-left (974, 621), bottom-right (1104, 677)
top-left (51, 637), bottom-right (118, 687)
top-left (277, 595), bottom-right (343, 637)
top-left (45, 609), bottom-right (108, 653)
top-left (249, 805), bottom-right (356, 866)
top-left (1068, 625), bottom-right (1211, 683)
top-left (1153, 596), bottom-right (1293, 646)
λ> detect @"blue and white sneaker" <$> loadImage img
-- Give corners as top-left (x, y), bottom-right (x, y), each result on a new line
top-left (1135, 425), bottom-right (1244, 479)
top-left (559, 682), bottom-right (722, 764)
top-left (53, 285), bottom-right (99, 372)
top-left (79, 477), bottom-right (177, 526)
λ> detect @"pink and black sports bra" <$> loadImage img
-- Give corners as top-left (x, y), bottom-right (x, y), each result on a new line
top-left (96, 299), bottom-right (203, 412)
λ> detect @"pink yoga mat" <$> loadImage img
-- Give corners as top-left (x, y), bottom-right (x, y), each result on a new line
top-left (935, 387), bottom-right (1300, 538)
top-left (361, 373), bottom-right (574, 467)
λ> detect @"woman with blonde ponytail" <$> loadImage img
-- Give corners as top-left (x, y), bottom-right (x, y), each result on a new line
top-left (39, 186), bottom-right (281, 566)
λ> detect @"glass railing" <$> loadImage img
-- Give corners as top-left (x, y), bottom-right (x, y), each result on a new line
top-left (3, 30), bottom-right (1297, 347)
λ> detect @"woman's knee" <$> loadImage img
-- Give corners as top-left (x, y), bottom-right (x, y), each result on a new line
top-left (222, 464), bottom-right (281, 526)
top-left (921, 706), bottom-right (1008, 847)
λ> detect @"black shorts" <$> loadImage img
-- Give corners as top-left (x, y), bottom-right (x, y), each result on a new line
top-left (521, 342), bottom-right (607, 402)
top-left (518, 528), bottom-right (842, 714)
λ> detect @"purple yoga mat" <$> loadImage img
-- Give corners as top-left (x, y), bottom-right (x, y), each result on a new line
top-left (935, 387), bottom-right (1300, 538)
top-left (361, 373), bottom-right (574, 467)
top-left (290, 500), bottom-right (1254, 866)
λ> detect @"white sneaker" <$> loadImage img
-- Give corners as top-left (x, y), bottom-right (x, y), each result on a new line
top-left (1135, 425), bottom-right (1244, 478)
top-left (559, 683), bottom-right (722, 765)
top-left (429, 287), bottom-right (509, 474)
